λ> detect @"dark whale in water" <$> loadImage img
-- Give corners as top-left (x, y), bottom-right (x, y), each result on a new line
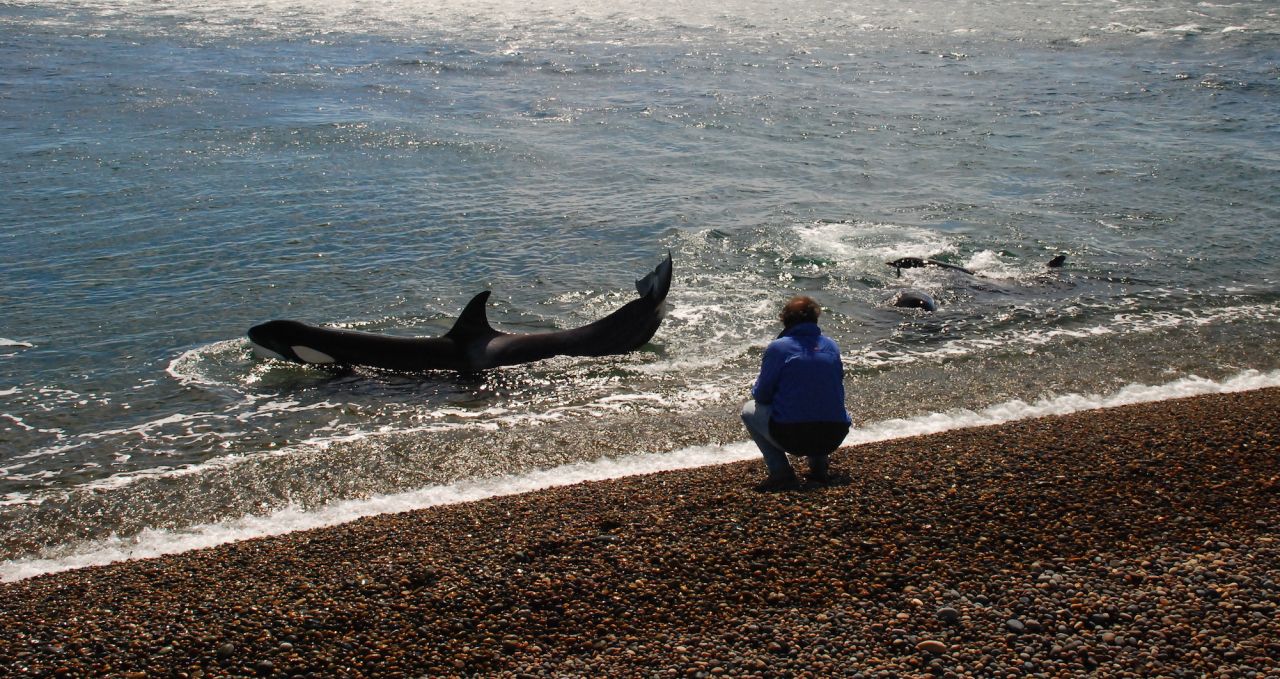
top-left (886, 254), bottom-right (1065, 311)
top-left (887, 254), bottom-right (1067, 277)
top-left (886, 256), bottom-right (974, 277)
top-left (248, 253), bottom-right (673, 372)
top-left (884, 258), bottom-right (958, 311)
top-left (889, 289), bottom-right (937, 311)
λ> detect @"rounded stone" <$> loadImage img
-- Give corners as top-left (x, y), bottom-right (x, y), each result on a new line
top-left (916, 640), bottom-right (947, 655)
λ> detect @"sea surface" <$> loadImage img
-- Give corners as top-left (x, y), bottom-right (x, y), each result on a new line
top-left (2, 0), bottom-right (1278, 579)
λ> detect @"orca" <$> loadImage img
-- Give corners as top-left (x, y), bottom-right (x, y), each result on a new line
top-left (884, 257), bottom-right (961, 311)
top-left (887, 254), bottom-right (1066, 277)
top-left (248, 253), bottom-right (673, 373)
top-left (886, 257), bottom-right (974, 277)
top-left (890, 289), bottom-right (937, 311)
top-left (884, 254), bottom-right (1065, 312)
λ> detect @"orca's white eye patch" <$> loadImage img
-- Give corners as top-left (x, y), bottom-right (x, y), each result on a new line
top-left (291, 345), bottom-right (336, 364)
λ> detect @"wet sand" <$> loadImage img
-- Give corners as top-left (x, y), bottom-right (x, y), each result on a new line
top-left (2, 388), bottom-right (1278, 678)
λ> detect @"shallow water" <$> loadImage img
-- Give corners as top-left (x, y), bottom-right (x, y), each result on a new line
top-left (2, 0), bottom-right (1278, 578)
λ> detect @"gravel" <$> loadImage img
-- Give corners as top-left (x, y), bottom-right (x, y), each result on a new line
top-left (2, 388), bottom-right (1277, 677)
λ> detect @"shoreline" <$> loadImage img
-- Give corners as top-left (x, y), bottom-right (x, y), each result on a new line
top-left (9, 370), bottom-right (1278, 580)
top-left (2, 388), bottom-right (1278, 677)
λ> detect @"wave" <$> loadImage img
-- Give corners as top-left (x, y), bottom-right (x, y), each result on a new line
top-left (9, 284), bottom-right (1273, 503)
top-left (4, 368), bottom-right (1277, 582)
top-left (849, 302), bottom-right (1280, 369)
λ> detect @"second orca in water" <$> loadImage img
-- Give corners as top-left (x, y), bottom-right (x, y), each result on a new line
top-left (887, 254), bottom-right (1067, 277)
top-left (885, 254), bottom-right (1066, 311)
top-left (886, 256), bottom-right (974, 277)
top-left (889, 289), bottom-right (938, 311)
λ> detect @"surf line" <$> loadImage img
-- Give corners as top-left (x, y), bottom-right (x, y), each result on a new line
top-left (3, 368), bottom-right (1277, 582)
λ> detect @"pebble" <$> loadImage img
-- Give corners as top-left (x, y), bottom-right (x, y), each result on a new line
top-left (916, 640), bottom-right (947, 655)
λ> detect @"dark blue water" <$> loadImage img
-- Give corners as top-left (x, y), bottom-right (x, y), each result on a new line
top-left (2, 0), bottom-right (1278, 577)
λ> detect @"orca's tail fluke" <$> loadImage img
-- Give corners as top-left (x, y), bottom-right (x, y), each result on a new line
top-left (635, 252), bottom-right (674, 302)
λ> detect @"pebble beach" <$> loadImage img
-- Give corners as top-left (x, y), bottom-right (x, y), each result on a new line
top-left (2, 388), bottom-right (1278, 678)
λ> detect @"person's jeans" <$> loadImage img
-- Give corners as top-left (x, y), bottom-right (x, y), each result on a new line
top-left (741, 400), bottom-right (827, 478)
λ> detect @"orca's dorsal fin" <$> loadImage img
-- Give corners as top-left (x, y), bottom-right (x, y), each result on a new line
top-left (445, 291), bottom-right (496, 340)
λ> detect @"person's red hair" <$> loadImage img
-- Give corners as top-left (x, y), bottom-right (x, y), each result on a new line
top-left (779, 296), bottom-right (821, 327)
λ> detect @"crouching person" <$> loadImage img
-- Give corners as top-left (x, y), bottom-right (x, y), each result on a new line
top-left (741, 296), bottom-right (851, 491)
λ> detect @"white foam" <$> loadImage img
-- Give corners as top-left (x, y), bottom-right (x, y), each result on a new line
top-left (843, 369), bottom-right (1279, 447)
top-left (1, 412), bottom-right (37, 432)
top-left (0, 439), bottom-right (757, 582)
top-left (8, 409), bottom-right (229, 464)
top-left (961, 249), bottom-right (1053, 281)
top-left (793, 220), bottom-right (955, 266)
top-left (848, 302), bottom-right (1280, 370)
top-left (4, 369), bottom-right (1278, 582)
top-left (24, 381), bottom-right (731, 501)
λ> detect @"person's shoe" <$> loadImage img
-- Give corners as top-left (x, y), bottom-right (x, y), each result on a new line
top-left (753, 470), bottom-right (800, 492)
top-left (808, 459), bottom-right (831, 485)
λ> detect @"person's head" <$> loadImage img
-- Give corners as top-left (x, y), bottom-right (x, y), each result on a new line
top-left (779, 296), bottom-right (821, 328)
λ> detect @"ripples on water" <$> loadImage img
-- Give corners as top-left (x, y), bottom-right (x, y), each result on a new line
top-left (1, 0), bottom-right (1278, 570)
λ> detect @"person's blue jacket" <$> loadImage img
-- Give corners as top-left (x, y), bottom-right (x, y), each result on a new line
top-left (751, 322), bottom-right (852, 425)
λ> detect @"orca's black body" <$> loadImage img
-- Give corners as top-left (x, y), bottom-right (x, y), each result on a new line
top-left (890, 290), bottom-right (938, 311)
top-left (249, 254), bottom-right (673, 372)
top-left (886, 257), bottom-right (975, 277)
top-left (885, 254), bottom-right (1066, 311)
top-left (887, 254), bottom-right (1066, 277)
top-left (884, 257), bottom-right (960, 311)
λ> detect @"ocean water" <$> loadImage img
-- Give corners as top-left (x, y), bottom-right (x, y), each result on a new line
top-left (2, 0), bottom-right (1278, 580)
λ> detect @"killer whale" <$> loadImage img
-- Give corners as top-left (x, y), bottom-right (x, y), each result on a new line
top-left (886, 256), bottom-right (974, 277)
top-left (889, 289), bottom-right (937, 311)
top-left (887, 254), bottom-right (1067, 277)
top-left (248, 253), bottom-right (673, 373)
top-left (886, 254), bottom-right (1066, 311)
top-left (884, 258), bottom-right (955, 311)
